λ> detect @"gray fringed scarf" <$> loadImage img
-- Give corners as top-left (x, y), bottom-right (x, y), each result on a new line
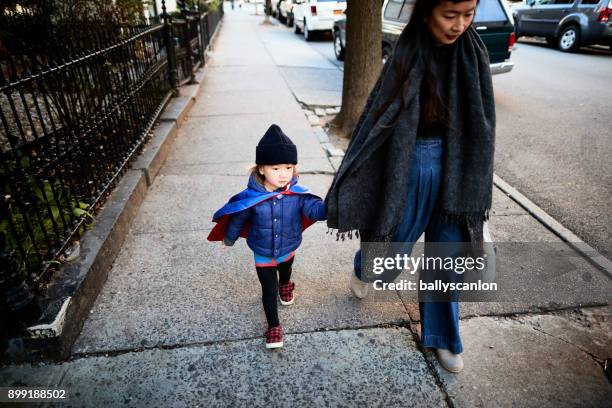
top-left (325, 26), bottom-right (495, 252)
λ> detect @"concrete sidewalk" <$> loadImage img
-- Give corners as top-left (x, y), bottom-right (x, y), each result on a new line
top-left (1, 4), bottom-right (611, 407)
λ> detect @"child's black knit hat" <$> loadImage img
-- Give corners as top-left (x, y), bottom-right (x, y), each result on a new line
top-left (256, 124), bottom-right (298, 165)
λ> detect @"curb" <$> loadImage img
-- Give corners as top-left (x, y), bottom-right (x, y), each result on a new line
top-left (493, 174), bottom-right (612, 278)
top-left (1, 25), bottom-right (221, 363)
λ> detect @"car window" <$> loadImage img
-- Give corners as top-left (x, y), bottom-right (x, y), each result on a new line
top-left (579, 0), bottom-right (599, 4)
top-left (553, 0), bottom-right (573, 4)
top-left (474, 0), bottom-right (508, 22)
top-left (535, 0), bottom-right (553, 5)
top-left (384, 0), bottom-right (404, 19)
top-left (399, 0), bottom-right (415, 22)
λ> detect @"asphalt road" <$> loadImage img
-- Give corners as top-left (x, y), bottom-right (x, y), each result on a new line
top-left (493, 38), bottom-right (611, 260)
top-left (272, 17), bottom-right (612, 260)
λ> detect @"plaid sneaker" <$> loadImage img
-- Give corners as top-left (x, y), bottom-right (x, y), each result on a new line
top-left (265, 325), bottom-right (283, 349)
top-left (279, 281), bottom-right (295, 305)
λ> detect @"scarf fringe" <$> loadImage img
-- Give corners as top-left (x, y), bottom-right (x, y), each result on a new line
top-left (436, 208), bottom-right (491, 226)
top-left (325, 209), bottom-right (490, 243)
top-left (326, 228), bottom-right (360, 241)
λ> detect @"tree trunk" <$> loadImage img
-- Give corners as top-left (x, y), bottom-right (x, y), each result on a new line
top-left (331, 1), bottom-right (382, 139)
top-left (261, 0), bottom-right (272, 24)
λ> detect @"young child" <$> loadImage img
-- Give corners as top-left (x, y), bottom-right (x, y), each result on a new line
top-left (208, 124), bottom-right (326, 349)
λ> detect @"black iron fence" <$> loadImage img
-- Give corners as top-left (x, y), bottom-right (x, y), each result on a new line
top-left (0, 1), bottom-right (223, 328)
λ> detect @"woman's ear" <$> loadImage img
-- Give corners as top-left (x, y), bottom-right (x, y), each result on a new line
top-left (258, 167), bottom-right (264, 175)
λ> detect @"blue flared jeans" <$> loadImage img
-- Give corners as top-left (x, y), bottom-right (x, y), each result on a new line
top-left (354, 137), bottom-right (467, 354)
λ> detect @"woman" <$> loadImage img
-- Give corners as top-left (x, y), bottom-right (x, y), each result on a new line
top-left (325, 0), bottom-right (495, 373)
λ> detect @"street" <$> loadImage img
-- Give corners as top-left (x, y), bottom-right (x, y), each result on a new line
top-left (493, 38), bottom-right (612, 259)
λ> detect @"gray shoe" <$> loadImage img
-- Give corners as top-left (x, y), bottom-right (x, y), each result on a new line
top-left (350, 274), bottom-right (369, 299)
top-left (435, 348), bottom-right (464, 373)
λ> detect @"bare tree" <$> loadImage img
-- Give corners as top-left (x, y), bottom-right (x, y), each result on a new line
top-left (331, 1), bottom-right (382, 139)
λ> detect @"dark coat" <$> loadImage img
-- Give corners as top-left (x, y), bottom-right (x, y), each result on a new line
top-left (325, 26), bottom-right (495, 254)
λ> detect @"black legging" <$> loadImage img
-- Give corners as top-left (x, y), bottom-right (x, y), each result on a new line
top-left (255, 257), bottom-right (294, 327)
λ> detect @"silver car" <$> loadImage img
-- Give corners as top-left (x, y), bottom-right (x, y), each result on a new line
top-left (512, 0), bottom-right (612, 52)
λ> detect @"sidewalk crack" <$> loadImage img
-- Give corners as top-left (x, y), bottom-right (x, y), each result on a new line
top-left (395, 293), bottom-right (453, 407)
top-left (530, 325), bottom-right (606, 369)
top-left (459, 303), bottom-right (609, 321)
top-left (68, 322), bottom-right (414, 361)
top-left (417, 343), bottom-right (455, 408)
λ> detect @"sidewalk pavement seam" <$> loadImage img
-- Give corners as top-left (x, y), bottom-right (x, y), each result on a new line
top-left (531, 326), bottom-right (606, 367)
top-left (457, 303), bottom-right (610, 321)
top-left (395, 288), bottom-right (464, 408)
top-left (67, 322), bottom-right (413, 362)
top-left (418, 348), bottom-right (455, 408)
top-left (295, 44), bottom-right (345, 72)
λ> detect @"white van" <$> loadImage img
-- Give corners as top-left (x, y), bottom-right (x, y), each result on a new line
top-left (293, 0), bottom-right (347, 41)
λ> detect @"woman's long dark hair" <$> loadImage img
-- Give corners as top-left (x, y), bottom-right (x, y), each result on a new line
top-left (375, 0), bottom-right (480, 128)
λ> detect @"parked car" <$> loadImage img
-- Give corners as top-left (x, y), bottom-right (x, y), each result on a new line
top-left (279, 0), bottom-right (300, 26)
top-left (333, 0), bottom-right (516, 75)
top-left (272, 0), bottom-right (288, 22)
top-left (333, 12), bottom-right (347, 60)
top-left (512, 0), bottom-right (612, 52)
top-left (293, 0), bottom-right (347, 41)
top-left (272, 0), bottom-right (282, 18)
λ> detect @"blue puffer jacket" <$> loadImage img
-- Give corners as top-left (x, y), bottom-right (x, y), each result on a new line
top-left (224, 175), bottom-right (327, 258)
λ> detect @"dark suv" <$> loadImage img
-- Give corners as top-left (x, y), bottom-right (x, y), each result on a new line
top-left (512, 0), bottom-right (612, 52)
top-left (333, 0), bottom-right (516, 74)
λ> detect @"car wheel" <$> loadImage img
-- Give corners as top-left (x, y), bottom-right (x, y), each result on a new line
top-left (294, 19), bottom-right (302, 34)
top-left (382, 45), bottom-right (392, 65)
top-left (287, 13), bottom-right (294, 27)
top-left (304, 19), bottom-right (313, 41)
top-left (333, 30), bottom-right (345, 61)
top-left (558, 25), bottom-right (580, 52)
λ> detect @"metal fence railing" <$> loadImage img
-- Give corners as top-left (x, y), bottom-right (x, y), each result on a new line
top-left (0, 0), bottom-right (223, 329)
